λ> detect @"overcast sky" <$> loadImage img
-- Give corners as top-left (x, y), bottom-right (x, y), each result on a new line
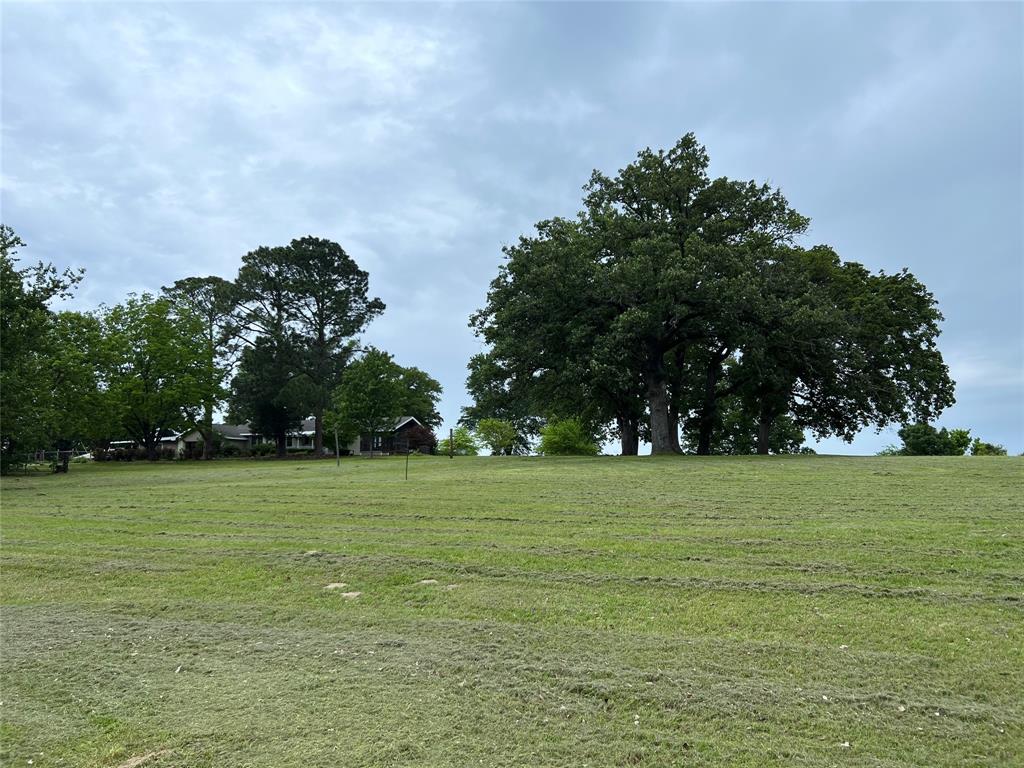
top-left (2, 2), bottom-right (1021, 454)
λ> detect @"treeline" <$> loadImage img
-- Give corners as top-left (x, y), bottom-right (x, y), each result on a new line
top-left (463, 134), bottom-right (957, 455)
top-left (0, 227), bottom-right (441, 471)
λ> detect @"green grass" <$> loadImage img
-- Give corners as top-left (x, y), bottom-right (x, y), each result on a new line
top-left (1, 455), bottom-right (1021, 767)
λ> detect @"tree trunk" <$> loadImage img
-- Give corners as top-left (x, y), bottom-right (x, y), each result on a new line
top-left (145, 434), bottom-right (158, 462)
top-left (757, 403), bottom-right (770, 456)
top-left (756, 415), bottom-right (772, 455)
top-left (696, 419), bottom-right (713, 455)
top-left (617, 415), bottom-right (639, 456)
top-left (696, 360), bottom-right (722, 456)
top-left (275, 433), bottom-right (287, 458)
top-left (648, 378), bottom-right (675, 455)
top-left (314, 408), bottom-right (324, 456)
top-left (202, 401), bottom-right (214, 460)
top-left (668, 405), bottom-right (682, 454)
top-left (667, 344), bottom-right (687, 454)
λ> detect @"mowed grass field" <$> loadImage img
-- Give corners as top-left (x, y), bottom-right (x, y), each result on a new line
top-left (1, 456), bottom-right (1021, 767)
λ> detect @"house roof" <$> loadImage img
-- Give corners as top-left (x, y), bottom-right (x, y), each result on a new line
top-left (213, 423), bottom-right (254, 440)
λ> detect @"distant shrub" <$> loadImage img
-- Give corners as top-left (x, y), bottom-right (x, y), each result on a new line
top-left (250, 442), bottom-right (277, 457)
top-left (438, 426), bottom-right (479, 456)
top-left (537, 418), bottom-right (598, 456)
top-left (970, 439), bottom-right (1007, 456)
top-left (475, 419), bottom-right (519, 456)
top-left (220, 443), bottom-right (243, 458)
top-left (887, 423), bottom-right (971, 456)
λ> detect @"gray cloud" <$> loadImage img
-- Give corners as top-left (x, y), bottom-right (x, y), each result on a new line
top-left (3, 2), bottom-right (1021, 454)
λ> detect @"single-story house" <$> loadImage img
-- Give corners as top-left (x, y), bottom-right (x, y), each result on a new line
top-left (358, 416), bottom-right (430, 454)
top-left (172, 416), bottom-right (431, 456)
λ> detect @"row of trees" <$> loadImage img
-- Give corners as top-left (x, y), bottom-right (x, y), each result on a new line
top-left (1, 229), bottom-right (193, 466)
top-left (439, 417), bottom-right (600, 457)
top-left (0, 227), bottom-right (441, 470)
top-left (463, 134), bottom-right (957, 455)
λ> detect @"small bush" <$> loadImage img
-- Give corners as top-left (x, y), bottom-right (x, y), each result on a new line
top-left (250, 442), bottom-right (277, 457)
top-left (538, 418), bottom-right (598, 456)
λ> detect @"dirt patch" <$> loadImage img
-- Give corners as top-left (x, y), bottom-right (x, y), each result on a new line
top-left (416, 579), bottom-right (439, 585)
top-left (323, 582), bottom-right (348, 590)
top-left (340, 591), bottom-right (361, 599)
top-left (117, 750), bottom-right (170, 768)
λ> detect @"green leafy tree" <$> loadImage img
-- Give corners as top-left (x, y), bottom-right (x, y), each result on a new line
top-left (725, 246), bottom-right (955, 454)
top-left (970, 439), bottom-right (1007, 456)
top-left (946, 429), bottom-right (972, 457)
top-left (230, 239), bottom-right (384, 455)
top-left (0, 225), bottom-right (83, 471)
top-left (470, 134), bottom-right (955, 457)
top-left (330, 348), bottom-right (405, 456)
top-left (475, 418), bottom-right (519, 456)
top-left (279, 237), bottom-right (385, 453)
top-left (231, 244), bottom-right (293, 342)
top-left (397, 365), bottom-right (443, 428)
top-left (163, 276), bottom-right (238, 459)
top-left (230, 245), bottom-right (316, 457)
top-left (469, 218), bottom-right (645, 455)
top-left (460, 352), bottom-right (541, 454)
top-left (229, 333), bottom-right (313, 458)
top-left (471, 135), bottom-right (809, 457)
top-left (438, 426), bottom-right (479, 456)
top-left (582, 134), bottom-right (810, 454)
top-left (101, 294), bottom-right (207, 461)
top-left (537, 418), bottom-right (599, 456)
top-left (889, 423), bottom-right (971, 456)
top-left (48, 311), bottom-right (122, 452)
